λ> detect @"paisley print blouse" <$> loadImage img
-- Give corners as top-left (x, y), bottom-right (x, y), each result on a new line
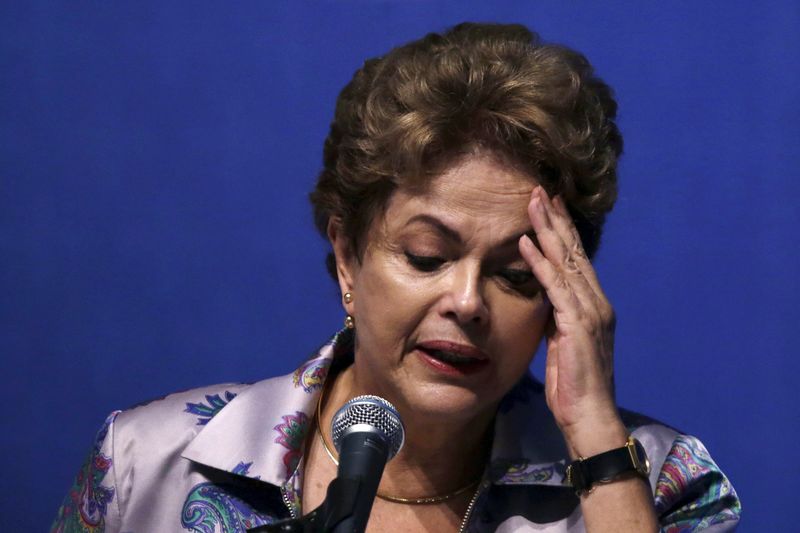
top-left (52, 330), bottom-right (741, 532)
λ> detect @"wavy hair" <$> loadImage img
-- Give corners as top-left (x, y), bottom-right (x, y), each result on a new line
top-left (310, 22), bottom-right (622, 278)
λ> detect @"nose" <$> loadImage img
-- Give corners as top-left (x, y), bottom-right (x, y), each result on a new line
top-left (441, 261), bottom-right (489, 326)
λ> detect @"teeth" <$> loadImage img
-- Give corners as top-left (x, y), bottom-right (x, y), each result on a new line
top-left (431, 350), bottom-right (474, 364)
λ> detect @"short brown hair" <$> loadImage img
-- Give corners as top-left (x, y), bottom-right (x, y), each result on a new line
top-left (310, 22), bottom-right (622, 279)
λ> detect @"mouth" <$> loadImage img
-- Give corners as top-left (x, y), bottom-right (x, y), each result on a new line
top-left (415, 340), bottom-right (489, 376)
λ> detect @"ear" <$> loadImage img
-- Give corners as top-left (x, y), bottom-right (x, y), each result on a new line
top-left (327, 218), bottom-right (358, 315)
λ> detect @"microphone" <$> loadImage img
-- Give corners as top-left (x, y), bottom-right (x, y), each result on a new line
top-left (324, 395), bottom-right (404, 533)
top-left (247, 395), bottom-right (404, 533)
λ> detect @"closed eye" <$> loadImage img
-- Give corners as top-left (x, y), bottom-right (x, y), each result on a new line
top-left (404, 252), bottom-right (445, 272)
top-left (499, 268), bottom-right (536, 287)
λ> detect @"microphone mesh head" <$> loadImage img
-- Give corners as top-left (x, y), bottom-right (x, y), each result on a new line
top-left (331, 395), bottom-right (405, 460)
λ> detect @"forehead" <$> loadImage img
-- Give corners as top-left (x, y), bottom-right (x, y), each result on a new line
top-left (385, 153), bottom-right (538, 229)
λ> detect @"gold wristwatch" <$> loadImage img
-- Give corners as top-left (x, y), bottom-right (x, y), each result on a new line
top-left (565, 436), bottom-right (650, 495)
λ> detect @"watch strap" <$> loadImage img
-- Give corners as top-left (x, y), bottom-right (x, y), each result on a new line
top-left (565, 437), bottom-right (650, 494)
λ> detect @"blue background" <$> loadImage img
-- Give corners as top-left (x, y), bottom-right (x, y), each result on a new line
top-left (2, 1), bottom-right (797, 531)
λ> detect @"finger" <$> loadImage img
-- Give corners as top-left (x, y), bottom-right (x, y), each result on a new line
top-left (544, 333), bottom-right (559, 411)
top-left (527, 190), bottom-right (598, 303)
top-left (521, 233), bottom-right (613, 342)
top-left (542, 193), bottom-right (598, 288)
top-left (548, 195), bottom-right (604, 295)
top-left (519, 234), bottom-right (586, 320)
top-left (546, 194), bottom-right (615, 326)
top-left (527, 188), bottom-right (571, 267)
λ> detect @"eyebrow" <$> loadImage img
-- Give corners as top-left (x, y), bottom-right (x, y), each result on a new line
top-left (405, 213), bottom-right (533, 249)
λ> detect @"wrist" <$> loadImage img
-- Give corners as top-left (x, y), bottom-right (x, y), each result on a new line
top-left (562, 414), bottom-right (628, 460)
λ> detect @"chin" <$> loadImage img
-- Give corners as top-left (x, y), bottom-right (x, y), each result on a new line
top-left (394, 381), bottom-right (500, 425)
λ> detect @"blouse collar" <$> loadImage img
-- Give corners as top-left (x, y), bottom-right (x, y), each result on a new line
top-left (182, 329), bottom-right (570, 489)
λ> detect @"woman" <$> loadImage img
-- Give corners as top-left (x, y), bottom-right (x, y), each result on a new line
top-left (53, 23), bottom-right (740, 532)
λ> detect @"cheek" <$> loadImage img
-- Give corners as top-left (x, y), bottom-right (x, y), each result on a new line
top-left (354, 259), bottom-right (435, 348)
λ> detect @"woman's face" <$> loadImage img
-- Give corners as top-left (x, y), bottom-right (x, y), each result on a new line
top-left (333, 152), bottom-right (551, 424)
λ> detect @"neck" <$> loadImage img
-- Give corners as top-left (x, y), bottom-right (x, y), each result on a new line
top-left (321, 365), bottom-right (494, 498)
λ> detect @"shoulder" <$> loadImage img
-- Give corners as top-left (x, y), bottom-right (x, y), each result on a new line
top-left (50, 383), bottom-right (249, 532)
top-left (617, 409), bottom-right (741, 531)
top-left (492, 381), bottom-right (741, 531)
top-left (106, 381), bottom-right (256, 482)
top-left (113, 381), bottom-right (252, 438)
top-left (105, 380), bottom-right (263, 492)
top-left (51, 333), bottom-right (343, 532)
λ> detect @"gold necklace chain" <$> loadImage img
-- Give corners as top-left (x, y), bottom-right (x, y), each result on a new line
top-left (315, 384), bottom-right (481, 505)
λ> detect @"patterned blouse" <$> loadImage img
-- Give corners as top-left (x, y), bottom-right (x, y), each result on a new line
top-left (52, 330), bottom-right (741, 532)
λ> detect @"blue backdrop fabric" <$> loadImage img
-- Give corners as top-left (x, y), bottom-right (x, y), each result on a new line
top-left (1, 1), bottom-right (797, 531)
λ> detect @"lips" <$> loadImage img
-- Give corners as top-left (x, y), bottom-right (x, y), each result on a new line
top-left (415, 340), bottom-right (489, 376)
